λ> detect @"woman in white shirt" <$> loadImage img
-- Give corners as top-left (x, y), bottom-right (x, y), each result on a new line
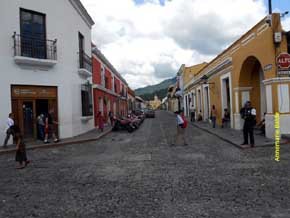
top-left (173, 110), bottom-right (187, 146)
top-left (3, 113), bottom-right (14, 148)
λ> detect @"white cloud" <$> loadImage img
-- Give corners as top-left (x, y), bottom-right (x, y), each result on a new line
top-left (81, 0), bottom-right (267, 89)
top-left (282, 17), bottom-right (290, 31)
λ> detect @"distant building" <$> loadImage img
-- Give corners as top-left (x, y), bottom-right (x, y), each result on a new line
top-left (180, 63), bottom-right (208, 117)
top-left (128, 88), bottom-right (136, 113)
top-left (161, 97), bottom-right (168, 110)
top-left (92, 47), bottom-right (128, 125)
top-left (135, 96), bottom-right (146, 110)
top-left (149, 95), bottom-right (162, 110)
top-left (167, 85), bottom-right (179, 112)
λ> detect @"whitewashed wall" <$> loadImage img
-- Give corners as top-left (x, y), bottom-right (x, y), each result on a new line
top-left (0, 0), bottom-right (94, 143)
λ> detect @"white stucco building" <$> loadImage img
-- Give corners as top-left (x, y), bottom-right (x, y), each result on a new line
top-left (0, 0), bottom-right (95, 143)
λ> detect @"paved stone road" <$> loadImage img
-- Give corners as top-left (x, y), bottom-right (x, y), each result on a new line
top-left (1, 111), bottom-right (290, 218)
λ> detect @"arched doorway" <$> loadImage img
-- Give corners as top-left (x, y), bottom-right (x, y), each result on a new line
top-left (239, 56), bottom-right (266, 122)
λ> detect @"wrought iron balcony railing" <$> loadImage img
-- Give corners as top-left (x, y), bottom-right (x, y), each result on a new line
top-left (13, 32), bottom-right (57, 60)
top-left (79, 50), bottom-right (92, 72)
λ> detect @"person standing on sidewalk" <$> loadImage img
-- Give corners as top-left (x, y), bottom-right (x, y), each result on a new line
top-left (2, 113), bottom-right (14, 148)
top-left (172, 110), bottom-right (188, 146)
top-left (108, 111), bottom-right (114, 127)
top-left (96, 111), bottom-right (105, 132)
top-left (37, 113), bottom-right (45, 140)
top-left (240, 101), bottom-right (256, 147)
top-left (210, 105), bottom-right (217, 128)
top-left (44, 109), bottom-right (59, 144)
top-left (12, 125), bottom-right (30, 169)
top-left (190, 108), bottom-right (196, 122)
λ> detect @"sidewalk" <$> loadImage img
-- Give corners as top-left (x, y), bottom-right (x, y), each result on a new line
top-left (0, 126), bottom-right (112, 155)
top-left (191, 121), bottom-right (289, 149)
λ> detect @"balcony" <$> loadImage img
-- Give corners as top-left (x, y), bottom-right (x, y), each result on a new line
top-left (13, 33), bottom-right (57, 67)
top-left (78, 51), bottom-right (92, 78)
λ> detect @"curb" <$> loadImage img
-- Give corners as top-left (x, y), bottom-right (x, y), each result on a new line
top-left (191, 123), bottom-right (243, 149)
top-left (190, 123), bottom-right (284, 149)
top-left (0, 129), bottom-right (112, 155)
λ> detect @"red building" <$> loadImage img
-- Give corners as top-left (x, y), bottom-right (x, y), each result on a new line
top-left (92, 47), bottom-right (128, 127)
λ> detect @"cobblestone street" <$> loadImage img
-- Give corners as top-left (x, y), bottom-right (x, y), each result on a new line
top-left (1, 111), bottom-right (290, 218)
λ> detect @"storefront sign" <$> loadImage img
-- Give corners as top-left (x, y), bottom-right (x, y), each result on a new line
top-left (277, 53), bottom-right (290, 69)
top-left (12, 85), bottom-right (57, 98)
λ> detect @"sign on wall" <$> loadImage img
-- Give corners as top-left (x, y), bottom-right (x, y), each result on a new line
top-left (277, 53), bottom-right (290, 76)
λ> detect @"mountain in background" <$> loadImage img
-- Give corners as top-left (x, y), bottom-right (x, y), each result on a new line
top-left (135, 77), bottom-right (176, 101)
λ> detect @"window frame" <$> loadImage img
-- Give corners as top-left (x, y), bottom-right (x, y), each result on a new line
top-left (81, 83), bottom-right (93, 117)
top-left (20, 8), bottom-right (47, 59)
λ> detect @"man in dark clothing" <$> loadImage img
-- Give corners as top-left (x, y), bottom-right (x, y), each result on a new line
top-left (190, 108), bottom-right (195, 122)
top-left (44, 109), bottom-right (59, 144)
top-left (240, 101), bottom-right (256, 147)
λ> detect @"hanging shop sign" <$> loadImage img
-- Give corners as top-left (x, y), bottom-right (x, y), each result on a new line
top-left (277, 53), bottom-right (290, 76)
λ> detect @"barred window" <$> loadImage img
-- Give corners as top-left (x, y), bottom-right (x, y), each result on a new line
top-left (81, 83), bottom-right (93, 116)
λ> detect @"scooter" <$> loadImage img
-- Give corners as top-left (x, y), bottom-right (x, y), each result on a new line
top-left (112, 117), bottom-right (135, 133)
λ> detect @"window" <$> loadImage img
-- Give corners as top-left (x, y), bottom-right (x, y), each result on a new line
top-left (20, 8), bottom-right (46, 59)
top-left (78, 32), bottom-right (85, 68)
top-left (111, 75), bottom-right (114, 92)
top-left (105, 76), bottom-right (109, 89)
top-left (81, 83), bottom-right (93, 116)
top-left (114, 79), bottom-right (117, 93)
top-left (101, 66), bottom-right (105, 87)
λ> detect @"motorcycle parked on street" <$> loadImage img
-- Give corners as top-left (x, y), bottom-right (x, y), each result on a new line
top-left (112, 117), bottom-right (135, 133)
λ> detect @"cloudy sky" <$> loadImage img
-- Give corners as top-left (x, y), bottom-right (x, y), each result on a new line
top-left (81, 0), bottom-right (290, 89)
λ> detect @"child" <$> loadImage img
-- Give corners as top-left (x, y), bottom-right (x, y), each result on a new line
top-left (12, 125), bottom-right (30, 169)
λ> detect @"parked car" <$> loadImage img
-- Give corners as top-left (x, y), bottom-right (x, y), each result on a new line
top-left (145, 109), bottom-right (155, 118)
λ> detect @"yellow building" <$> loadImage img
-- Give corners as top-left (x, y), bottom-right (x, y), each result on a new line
top-left (180, 62), bottom-right (208, 116)
top-left (149, 95), bottom-right (162, 110)
top-left (167, 85), bottom-right (179, 112)
top-left (183, 13), bottom-right (290, 139)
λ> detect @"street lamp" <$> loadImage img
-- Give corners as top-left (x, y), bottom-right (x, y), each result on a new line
top-left (281, 11), bottom-right (289, 18)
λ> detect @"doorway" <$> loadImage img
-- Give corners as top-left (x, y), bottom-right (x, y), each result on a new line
top-left (22, 101), bottom-right (34, 138)
top-left (203, 86), bottom-right (210, 120)
top-left (239, 56), bottom-right (264, 122)
top-left (11, 85), bottom-right (58, 140)
top-left (221, 73), bottom-right (232, 127)
top-left (197, 88), bottom-right (202, 115)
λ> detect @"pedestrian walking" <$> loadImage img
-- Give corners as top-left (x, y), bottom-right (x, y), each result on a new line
top-left (190, 108), bottom-right (196, 122)
top-left (2, 113), bottom-right (14, 148)
top-left (240, 101), bottom-right (256, 147)
top-left (108, 111), bottom-right (114, 127)
top-left (172, 110), bottom-right (188, 146)
top-left (210, 105), bottom-right (217, 128)
top-left (44, 109), bottom-right (59, 144)
top-left (12, 125), bottom-right (30, 169)
top-left (96, 111), bottom-right (105, 132)
top-left (37, 113), bottom-right (45, 140)
top-left (221, 108), bottom-right (230, 128)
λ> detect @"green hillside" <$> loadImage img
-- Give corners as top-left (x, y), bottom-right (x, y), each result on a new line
top-left (135, 77), bottom-right (176, 101)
